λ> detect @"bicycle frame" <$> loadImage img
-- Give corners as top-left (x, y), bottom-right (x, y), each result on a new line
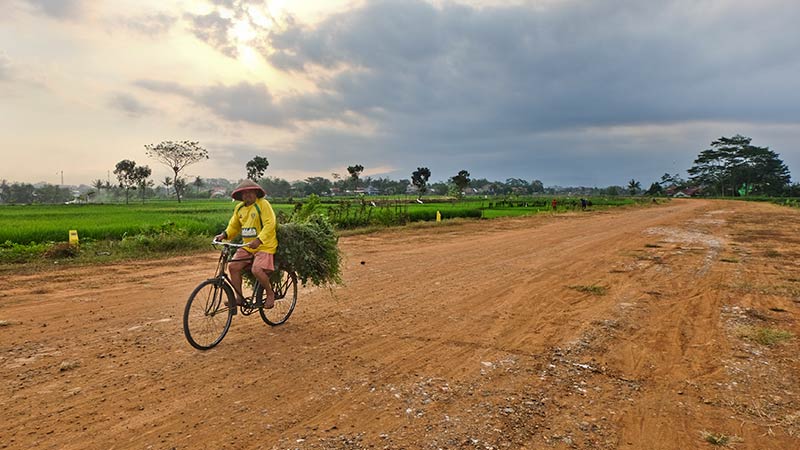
top-left (211, 240), bottom-right (265, 314)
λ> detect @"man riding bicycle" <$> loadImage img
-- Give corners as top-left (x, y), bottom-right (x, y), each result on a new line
top-left (214, 179), bottom-right (277, 314)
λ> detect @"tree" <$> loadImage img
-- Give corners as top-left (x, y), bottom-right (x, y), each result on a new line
top-left (133, 165), bottom-right (152, 203)
top-left (530, 179), bottom-right (545, 194)
top-left (193, 176), bottom-right (204, 196)
top-left (246, 156), bottom-right (269, 181)
top-left (347, 164), bottom-right (364, 190)
top-left (35, 184), bottom-right (73, 204)
top-left (645, 182), bottom-right (664, 196)
top-left (2, 182), bottom-right (36, 204)
top-left (304, 177), bottom-right (332, 196)
top-left (145, 140), bottom-right (209, 202)
top-left (260, 177), bottom-right (291, 198)
top-left (451, 170), bottom-right (471, 196)
top-left (411, 167), bottom-right (431, 199)
top-left (114, 159), bottom-right (139, 204)
top-left (174, 177), bottom-right (187, 200)
top-left (505, 178), bottom-right (529, 195)
top-left (92, 179), bottom-right (105, 192)
top-left (688, 135), bottom-right (791, 196)
top-left (659, 173), bottom-right (686, 188)
top-left (162, 176), bottom-right (173, 197)
top-left (627, 179), bottom-right (641, 196)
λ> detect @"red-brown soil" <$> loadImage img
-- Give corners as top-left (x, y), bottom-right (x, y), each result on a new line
top-left (2, 199), bottom-right (799, 449)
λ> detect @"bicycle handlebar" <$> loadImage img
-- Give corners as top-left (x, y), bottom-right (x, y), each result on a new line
top-left (211, 240), bottom-right (250, 248)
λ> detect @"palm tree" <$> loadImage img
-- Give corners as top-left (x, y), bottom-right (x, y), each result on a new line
top-left (627, 179), bottom-right (641, 196)
top-left (162, 176), bottom-right (173, 197)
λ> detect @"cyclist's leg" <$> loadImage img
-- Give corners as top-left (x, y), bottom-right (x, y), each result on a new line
top-left (228, 248), bottom-right (254, 304)
top-left (251, 252), bottom-right (275, 308)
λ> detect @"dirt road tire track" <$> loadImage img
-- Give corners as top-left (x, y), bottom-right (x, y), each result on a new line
top-left (2, 199), bottom-right (799, 449)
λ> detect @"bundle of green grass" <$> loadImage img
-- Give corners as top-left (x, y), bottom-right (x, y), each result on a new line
top-left (274, 196), bottom-right (342, 287)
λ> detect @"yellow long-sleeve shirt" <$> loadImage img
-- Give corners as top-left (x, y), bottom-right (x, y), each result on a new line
top-left (224, 198), bottom-right (277, 254)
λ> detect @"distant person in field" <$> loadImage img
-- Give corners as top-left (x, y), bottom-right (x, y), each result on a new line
top-left (551, 198), bottom-right (557, 211)
top-left (580, 198), bottom-right (587, 210)
top-left (214, 180), bottom-right (277, 313)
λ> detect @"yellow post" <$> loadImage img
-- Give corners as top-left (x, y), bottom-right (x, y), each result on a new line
top-left (69, 230), bottom-right (79, 246)
top-left (436, 210), bottom-right (441, 222)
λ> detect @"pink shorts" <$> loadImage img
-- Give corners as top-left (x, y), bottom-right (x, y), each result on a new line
top-left (233, 248), bottom-right (275, 272)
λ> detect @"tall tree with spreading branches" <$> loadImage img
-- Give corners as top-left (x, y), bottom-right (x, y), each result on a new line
top-left (347, 164), bottom-right (364, 190)
top-left (688, 135), bottom-right (791, 196)
top-left (145, 140), bottom-right (209, 202)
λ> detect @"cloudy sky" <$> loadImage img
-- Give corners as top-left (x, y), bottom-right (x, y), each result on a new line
top-left (1, 0), bottom-right (799, 187)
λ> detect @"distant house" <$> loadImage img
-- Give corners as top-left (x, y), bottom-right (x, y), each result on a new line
top-left (351, 186), bottom-right (380, 195)
top-left (672, 187), bottom-right (701, 198)
top-left (209, 186), bottom-right (227, 198)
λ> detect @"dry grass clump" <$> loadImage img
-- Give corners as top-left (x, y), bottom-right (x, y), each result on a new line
top-left (737, 325), bottom-right (793, 346)
top-left (700, 431), bottom-right (739, 446)
top-left (568, 285), bottom-right (608, 296)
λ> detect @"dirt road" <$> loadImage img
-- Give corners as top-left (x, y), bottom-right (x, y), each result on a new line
top-left (2, 199), bottom-right (799, 449)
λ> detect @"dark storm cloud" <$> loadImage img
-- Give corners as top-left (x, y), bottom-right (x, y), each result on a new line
top-left (265, 0), bottom-right (800, 131)
top-left (25, 0), bottom-right (84, 19)
top-left (184, 0), bottom-right (800, 183)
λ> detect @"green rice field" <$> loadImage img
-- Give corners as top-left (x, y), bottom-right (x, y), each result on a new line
top-left (0, 197), bottom-right (641, 245)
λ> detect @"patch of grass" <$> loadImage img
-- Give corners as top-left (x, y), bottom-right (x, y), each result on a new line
top-left (0, 320), bottom-right (11, 327)
top-left (644, 243), bottom-right (662, 248)
top-left (764, 249), bottom-right (781, 258)
top-left (568, 285), bottom-right (608, 296)
top-left (720, 257), bottom-right (739, 263)
top-left (701, 431), bottom-right (735, 446)
top-left (737, 326), bottom-right (794, 346)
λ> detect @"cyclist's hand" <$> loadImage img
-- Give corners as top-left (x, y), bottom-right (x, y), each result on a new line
top-left (214, 233), bottom-right (226, 241)
top-left (247, 238), bottom-right (261, 249)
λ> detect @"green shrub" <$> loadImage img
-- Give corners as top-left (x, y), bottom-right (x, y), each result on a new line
top-left (0, 240), bottom-right (50, 263)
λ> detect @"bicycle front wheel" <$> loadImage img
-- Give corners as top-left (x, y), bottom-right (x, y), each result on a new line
top-left (258, 269), bottom-right (298, 326)
top-left (184, 279), bottom-right (234, 350)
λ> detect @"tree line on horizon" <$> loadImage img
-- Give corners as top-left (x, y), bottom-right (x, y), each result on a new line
top-left (0, 135), bottom-right (796, 205)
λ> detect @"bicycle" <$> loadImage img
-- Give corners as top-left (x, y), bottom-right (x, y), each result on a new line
top-left (183, 240), bottom-right (298, 350)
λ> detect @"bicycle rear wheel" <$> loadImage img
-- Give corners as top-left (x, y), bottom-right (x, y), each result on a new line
top-left (258, 269), bottom-right (298, 326)
top-left (184, 279), bottom-right (234, 350)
